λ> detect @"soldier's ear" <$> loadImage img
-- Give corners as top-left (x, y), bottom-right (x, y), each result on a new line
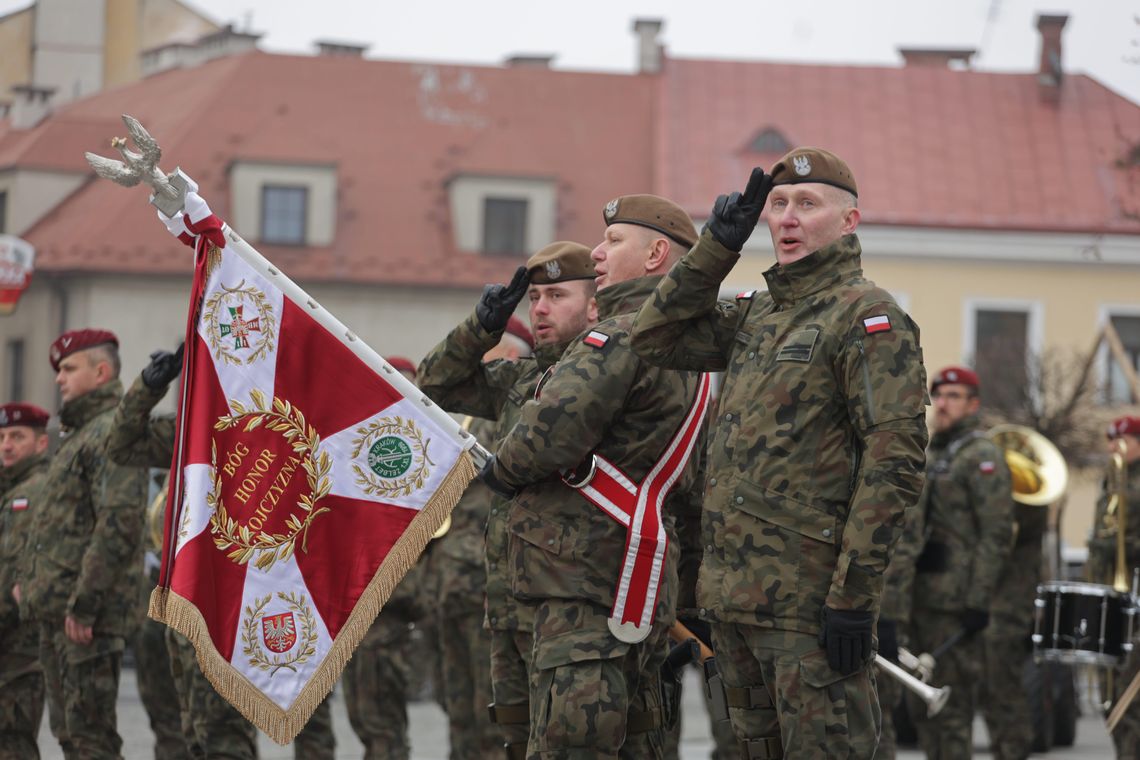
top-left (644, 237), bottom-right (671, 273)
top-left (35, 432), bottom-right (49, 455)
top-left (841, 206), bottom-right (861, 234)
top-left (586, 297), bottom-right (599, 325)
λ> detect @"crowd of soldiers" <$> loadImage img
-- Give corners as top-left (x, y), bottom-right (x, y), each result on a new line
top-left (1, 144), bottom-right (1138, 760)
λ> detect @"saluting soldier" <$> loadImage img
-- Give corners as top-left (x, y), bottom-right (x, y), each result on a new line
top-left (479, 198), bottom-right (706, 759)
top-left (417, 242), bottom-right (597, 759)
top-left (0, 403), bottom-right (50, 758)
top-left (1088, 416), bottom-right (1140, 758)
top-left (21, 330), bottom-right (149, 758)
top-left (630, 149), bottom-right (929, 758)
top-left (897, 366), bottom-right (1014, 759)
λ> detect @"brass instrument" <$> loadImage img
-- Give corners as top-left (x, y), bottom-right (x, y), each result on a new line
top-left (874, 654), bottom-right (951, 717)
top-left (1106, 438), bottom-right (1130, 592)
top-left (147, 481), bottom-right (169, 552)
top-left (988, 425), bottom-right (1068, 507)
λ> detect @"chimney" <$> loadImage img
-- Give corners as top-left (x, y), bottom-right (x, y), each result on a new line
top-left (632, 18), bottom-right (664, 74)
top-left (504, 54), bottom-right (555, 69)
top-left (141, 25), bottom-right (262, 77)
top-left (897, 48), bottom-right (976, 69)
top-left (9, 84), bottom-right (56, 130)
top-left (316, 41), bottom-right (370, 58)
top-left (1036, 14), bottom-right (1067, 91)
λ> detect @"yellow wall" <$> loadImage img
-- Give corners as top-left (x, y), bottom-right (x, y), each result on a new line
top-left (0, 6), bottom-right (33, 104)
top-left (105, 0), bottom-right (220, 88)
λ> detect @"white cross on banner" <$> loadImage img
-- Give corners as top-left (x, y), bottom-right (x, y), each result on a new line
top-left (148, 181), bottom-right (480, 743)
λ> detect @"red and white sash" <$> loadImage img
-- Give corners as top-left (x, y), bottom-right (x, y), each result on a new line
top-left (567, 373), bottom-right (711, 643)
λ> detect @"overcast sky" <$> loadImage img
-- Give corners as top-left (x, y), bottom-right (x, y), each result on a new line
top-left (2, 0), bottom-right (1137, 103)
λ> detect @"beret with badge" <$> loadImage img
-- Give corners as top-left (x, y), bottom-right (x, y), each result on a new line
top-left (930, 365), bottom-right (979, 393)
top-left (49, 328), bottom-right (119, 371)
top-left (602, 194), bottom-right (698, 249)
top-left (0, 402), bottom-right (50, 429)
top-left (1108, 416), bottom-right (1140, 440)
top-left (525, 241), bottom-right (595, 285)
top-left (770, 147), bottom-right (858, 198)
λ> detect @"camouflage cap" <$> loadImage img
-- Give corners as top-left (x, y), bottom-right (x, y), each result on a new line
top-left (49, 328), bottom-right (119, 371)
top-left (526, 241), bottom-right (595, 285)
top-left (602, 194), bottom-right (698, 249)
top-left (0, 402), bottom-right (50, 429)
top-left (770, 147), bottom-right (858, 197)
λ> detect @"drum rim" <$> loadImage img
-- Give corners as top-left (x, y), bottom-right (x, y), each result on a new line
top-left (1037, 581), bottom-right (1125, 598)
top-left (1035, 648), bottom-right (1122, 667)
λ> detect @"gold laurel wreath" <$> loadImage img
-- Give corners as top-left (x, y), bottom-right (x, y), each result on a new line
top-left (241, 591), bottom-right (319, 675)
top-left (208, 389), bottom-right (332, 572)
top-left (350, 416), bottom-right (435, 498)
top-left (202, 279), bottom-right (278, 366)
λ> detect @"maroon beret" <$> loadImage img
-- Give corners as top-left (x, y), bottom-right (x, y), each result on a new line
top-left (0, 402), bottom-right (50, 429)
top-left (930, 365), bottom-right (979, 393)
top-left (50, 329), bottom-right (118, 371)
top-left (505, 316), bottom-right (534, 350)
top-left (387, 356), bottom-right (416, 377)
top-left (1107, 416), bottom-right (1140, 440)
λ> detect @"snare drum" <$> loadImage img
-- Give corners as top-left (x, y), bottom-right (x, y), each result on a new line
top-left (1033, 581), bottom-right (1137, 667)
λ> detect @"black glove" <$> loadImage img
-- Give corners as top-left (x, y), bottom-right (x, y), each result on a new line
top-left (819, 606), bottom-right (874, 676)
top-left (475, 266), bottom-right (530, 334)
top-left (479, 455), bottom-right (517, 500)
top-left (877, 618), bottom-right (899, 662)
top-left (961, 607), bottom-right (990, 634)
top-left (703, 168), bottom-right (773, 253)
top-left (141, 343), bottom-right (184, 390)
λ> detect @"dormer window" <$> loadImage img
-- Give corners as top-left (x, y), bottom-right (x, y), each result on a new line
top-left (260, 185), bottom-right (308, 245)
top-left (748, 127), bottom-right (791, 155)
top-left (230, 162), bottom-right (337, 246)
top-left (449, 175), bottom-right (555, 255)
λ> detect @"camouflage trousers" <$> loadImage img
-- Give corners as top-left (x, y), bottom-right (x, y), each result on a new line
top-left (166, 628), bottom-right (258, 760)
top-left (661, 666), bottom-right (740, 760)
top-left (527, 599), bottom-right (667, 760)
top-left (343, 626), bottom-right (412, 760)
top-left (905, 609), bottom-right (981, 760)
top-left (490, 627), bottom-right (534, 758)
top-left (132, 616), bottom-right (190, 759)
top-left (294, 695), bottom-right (335, 760)
top-left (439, 609), bottom-right (499, 759)
top-left (712, 623), bottom-right (881, 759)
top-left (978, 628), bottom-right (1032, 760)
top-left (1108, 644), bottom-right (1140, 759)
top-left (874, 665), bottom-right (901, 760)
top-left (39, 624), bottom-right (125, 759)
top-left (0, 621), bottom-right (43, 760)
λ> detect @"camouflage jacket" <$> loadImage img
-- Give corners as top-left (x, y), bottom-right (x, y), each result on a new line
top-left (106, 374), bottom-right (176, 469)
top-left (630, 230), bottom-right (929, 634)
top-left (1088, 463), bottom-right (1140, 585)
top-left (988, 502), bottom-right (1047, 636)
top-left (908, 415), bottom-right (1014, 613)
top-left (23, 379), bottom-right (149, 636)
top-left (417, 310), bottom-right (570, 631)
top-left (0, 453), bottom-right (49, 629)
top-left (491, 276), bottom-right (703, 630)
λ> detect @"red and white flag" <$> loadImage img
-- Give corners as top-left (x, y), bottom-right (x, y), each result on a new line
top-left (148, 177), bottom-right (479, 743)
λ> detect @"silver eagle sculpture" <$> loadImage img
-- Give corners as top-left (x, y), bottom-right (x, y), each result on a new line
top-left (85, 114), bottom-right (188, 216)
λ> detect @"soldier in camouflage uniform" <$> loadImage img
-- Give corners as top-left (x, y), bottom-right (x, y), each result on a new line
top-left (417, 242), bottom-right (598, 759)
top-left (898, 366), bottom-right (1014, 759)
top-left (108, 345), bottom-right (338, 759)
top-left (20, 330), bottom-right (149, 758)
top-left (0, 403), bottom-right (50, 759)
top-left (480, 199), bottom-right (706, 759)
top-left (631, 149), bottom-right (930, 759)
top-left (1088, 416), bottom-right (1140, 758)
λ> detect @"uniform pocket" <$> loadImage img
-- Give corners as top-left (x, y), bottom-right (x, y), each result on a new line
top-left (776, 329), bottom-right (819, 362)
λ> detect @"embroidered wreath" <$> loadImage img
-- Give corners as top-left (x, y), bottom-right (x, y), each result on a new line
top-left (202, 279), bottom-right (277, 366)
top-left (208, 389), bottom-right (332, 572)
top-left (350, 416), bottom-right (435, 498)
top-left (241, 591), bottom-right (319, 675)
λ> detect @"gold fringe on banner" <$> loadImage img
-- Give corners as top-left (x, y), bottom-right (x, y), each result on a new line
top-left (149, 449), bottom-right (478, 745)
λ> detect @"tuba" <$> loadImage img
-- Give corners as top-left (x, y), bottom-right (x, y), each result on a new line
top-left (988, 425), bottom-right (1068, 507)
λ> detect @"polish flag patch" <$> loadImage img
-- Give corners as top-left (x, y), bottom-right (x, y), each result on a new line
top-left (863, 315), bottom-right (891, 334)
top-left (979, 461), bottom-right (996, 474)
top-left (11, 498), bottom-right (28, 511)
top-left (584, 330), bottom-right (610, 348)
top-left (736, 290), bottom-right (756, 300)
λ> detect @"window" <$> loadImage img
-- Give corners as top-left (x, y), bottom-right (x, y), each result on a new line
top-left (0, 190), bottom-right (7, 234)
top-left (1105, 314), bottom-right (1140, 404)
top-left (482, 197), bottom-right (528, 255)
top-left (748, 127), bottom-right (792, 155)
top-left (973, 308), bottom-right (1029, 413)
top-left (260, 185), bottom-right (308, 245)
top-left (7, 339), bottom-right (24, 401)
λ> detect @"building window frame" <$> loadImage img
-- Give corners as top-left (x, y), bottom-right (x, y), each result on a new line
top-left (481, 196), bottom-right (529, 255)
top-left (1097, 304), bottom-right (1140, 405)
top-left (448, 175), bottom-right (556, 255)
top-left (962, 297), bottom-right (1044, 412)
top-left (6, 338), bottom-right (24, 401)
top-left (259, 184), bottom-right (309, 246)
top-left (0, 190), bottom-right (7, 234)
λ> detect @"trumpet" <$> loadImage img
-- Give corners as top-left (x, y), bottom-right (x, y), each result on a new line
top-left (875, 654), bottom-right (951, 717)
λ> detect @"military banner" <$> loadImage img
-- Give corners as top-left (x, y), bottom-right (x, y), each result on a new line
top-left (148, 178), bottom-right (480, 743)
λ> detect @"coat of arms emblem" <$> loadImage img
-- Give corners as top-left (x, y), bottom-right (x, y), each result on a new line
top-left (203, 279), bottom-right (277, 366)
top-left (792, 155), bottom-right (812, 176)
top-left (545, 261), bottom-right (562, 280)
top-left (351, 417), bottom-right (434, 498)
top-left (604, 198), bottom-right (619, 221)
top-left (262, 611), bottom-right (297, 653)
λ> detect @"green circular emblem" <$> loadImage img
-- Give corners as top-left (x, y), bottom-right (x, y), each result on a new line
top-left (368, 436), bottom-right (413, 479)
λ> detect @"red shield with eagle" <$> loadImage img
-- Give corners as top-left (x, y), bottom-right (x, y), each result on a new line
top-left (262, 612), bottom-right (297, 654)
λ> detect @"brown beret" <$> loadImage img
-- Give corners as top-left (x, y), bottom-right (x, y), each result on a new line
top-left (770, 147), bottom-right (858, 197)
top-left (50, 328), bottom-right (119, 371)
top-left (526, 241), bottom-right (595, 285)
top-left (0, 402), bottom-right (50, 429)
top-left (602, 194), bottom-right (698, 249)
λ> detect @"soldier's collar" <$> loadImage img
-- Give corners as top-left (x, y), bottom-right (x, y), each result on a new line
top-left (931, 414), bottom-right (982, 448)
top-left (763, 234), bottom-right (862, 306)
top-left (0, 452), bottom-right (47, 488)
top-left (535, 338), bottom-right (573, 369)
top-left (59, 378), bottom-right (124, 431)
top-left (595, 276), bottom-right (663, 320)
